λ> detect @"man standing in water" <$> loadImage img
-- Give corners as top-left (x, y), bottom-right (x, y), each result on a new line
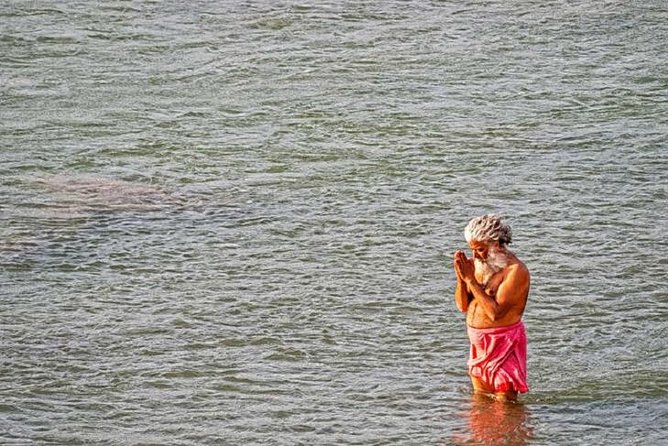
top-left (453, 215), bottom-right (531, 401)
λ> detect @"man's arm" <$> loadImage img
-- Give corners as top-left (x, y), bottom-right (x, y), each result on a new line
top-left (455, 276), bottom-right (472, 312)
top-left (464, 264), bottom-right (530, 322)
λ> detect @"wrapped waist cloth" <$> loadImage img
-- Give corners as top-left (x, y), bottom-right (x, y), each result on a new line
top-left (467, 320), bottom-right (529, 394)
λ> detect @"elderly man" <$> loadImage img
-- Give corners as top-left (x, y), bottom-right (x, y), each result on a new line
top-left (453, 215), bottom-right (531, 401)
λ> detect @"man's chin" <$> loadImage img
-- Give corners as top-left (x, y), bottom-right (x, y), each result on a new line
top-left (474, 259), bottom-right (498, 285)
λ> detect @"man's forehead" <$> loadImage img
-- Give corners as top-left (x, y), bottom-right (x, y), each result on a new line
top-left (469, 240), bottom-right (489, 249)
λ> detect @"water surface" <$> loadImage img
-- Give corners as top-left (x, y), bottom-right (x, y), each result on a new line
top-left (1, 1), bottom-right (667, 444)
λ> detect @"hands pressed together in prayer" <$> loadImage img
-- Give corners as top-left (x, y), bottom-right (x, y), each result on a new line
top-left (454, 250), bottom-right (476, 285)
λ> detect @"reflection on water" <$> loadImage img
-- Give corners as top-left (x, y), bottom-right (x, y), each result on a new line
top-left (447, 394), bottom-right (533, 446)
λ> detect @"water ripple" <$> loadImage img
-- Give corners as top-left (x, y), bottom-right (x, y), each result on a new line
top-left (1, 1), bottom-right (667, 444)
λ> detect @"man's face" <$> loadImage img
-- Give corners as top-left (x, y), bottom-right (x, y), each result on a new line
top-left (468, 240), bottom-right (491, 261)
top-left (470, 240), bottom-right (509, 282)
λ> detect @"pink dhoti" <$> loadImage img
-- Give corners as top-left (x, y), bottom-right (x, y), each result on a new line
top-left (467, 321), bottom-right (529, 394)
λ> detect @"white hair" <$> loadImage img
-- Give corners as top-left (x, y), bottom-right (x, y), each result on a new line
top-left (464, 214), bottom-right (512, 246)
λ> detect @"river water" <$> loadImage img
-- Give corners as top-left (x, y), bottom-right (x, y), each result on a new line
top-left (1, 1), bottom-right (667, 445)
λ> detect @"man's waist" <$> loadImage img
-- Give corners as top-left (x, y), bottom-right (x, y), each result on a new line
top-left (466, 319), bottom-right (524, 334)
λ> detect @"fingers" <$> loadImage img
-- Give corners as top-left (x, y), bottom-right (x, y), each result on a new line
top-left (453, 251), bottom-right (468, 274)
top-left (453, 250), bottom-right (472, 281)
top-left (454, 262), bottom-right (463, 281)
top-left (456, 253), bottom-right (469, 266)
top-left (454, 258), bottom-right (466, 278)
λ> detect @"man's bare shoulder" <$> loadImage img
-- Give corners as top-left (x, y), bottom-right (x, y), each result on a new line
top-left (500, 260), bottom-right (530, 295)
top-left (505, 257), bottom-right (530, 277)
